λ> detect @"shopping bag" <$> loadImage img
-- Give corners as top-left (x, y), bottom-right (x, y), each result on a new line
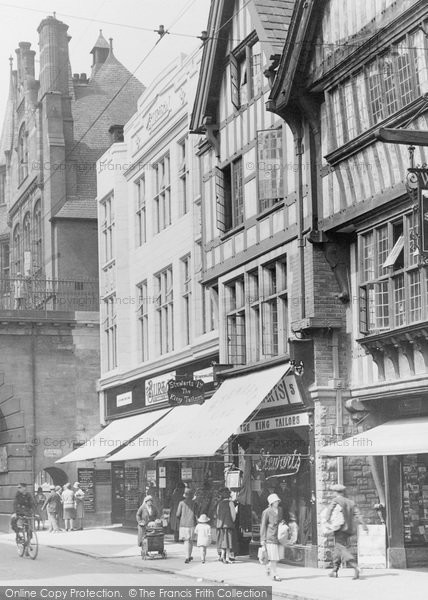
top-left (258, 546), bottom-right (268, 565)
top-left (278, 521), bottom-right (290, 546)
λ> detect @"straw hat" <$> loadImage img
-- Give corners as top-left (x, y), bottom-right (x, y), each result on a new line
top-left (197, 514), bottom-right (210, 523)
top-left (144, 495), bottom-right (153, 503)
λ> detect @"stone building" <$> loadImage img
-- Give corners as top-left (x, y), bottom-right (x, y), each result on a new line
top-left (0, 16), bottom-right (143, 529)
top-left (269, 0), bottom-right (428, 568)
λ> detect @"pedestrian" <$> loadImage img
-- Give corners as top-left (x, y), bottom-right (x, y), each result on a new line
top-left (34, 486), bottom-right (46, 530)
top-left (260, 493), bottom-right (283, 582)
top-left (176, 488), bottom-right (197, 563)
top-left (215, 487), bottom-right (236, 564)
top-left (73, 482), bottom-right (85, 530)
top-left (136, 495), bottom-right (158, 548)
top-left (61, 482), bottom-right (75, 531)
top-left (194, 514), bottom-right (211, 564)
top-left (42, 485), bottom-right (62, 533)
top-left (326, 483), bottom-right (368, 579)
top-left (169, 482), bottom-right (185, 542)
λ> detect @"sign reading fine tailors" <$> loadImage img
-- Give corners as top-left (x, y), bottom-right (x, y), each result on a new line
top-left (167, 379), bottom-right (205, 406)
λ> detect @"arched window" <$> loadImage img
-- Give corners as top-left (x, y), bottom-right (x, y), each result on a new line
top-left (18, 124), bottom-right (28, 183)
top-left (33, 200), bottom-right (42, 272)
top-left (13, 224), bottom-right (21, 275)
top-left (23, 212), bottom-right (31, 253)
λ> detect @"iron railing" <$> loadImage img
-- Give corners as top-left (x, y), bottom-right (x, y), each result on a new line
top-left (0, 277), bottom-right (99, 312)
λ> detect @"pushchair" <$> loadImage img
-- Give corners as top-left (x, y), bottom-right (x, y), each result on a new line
top-left (141, 520), bottom-right (166, 559)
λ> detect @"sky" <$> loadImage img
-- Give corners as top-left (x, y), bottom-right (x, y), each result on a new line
top-left (0, 0), bottom-right (212, 120)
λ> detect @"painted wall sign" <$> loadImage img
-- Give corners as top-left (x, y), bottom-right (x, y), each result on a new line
top-left (260, 374), bottom-right (303, 408)
top-left (145, 371), bottom-right (176, 405)
top-left (237, 412), bottom-right (309, 434)
top-left (43, 448), bottom-right (63, 458)
top-left (255, 449), bottom-right (302, 479)
top-left (146, 98), bottom-right (171, 132)
top-left (167, 379), bottom-right (205, 406)
top-left (116, 391), bottom-right (132, 407)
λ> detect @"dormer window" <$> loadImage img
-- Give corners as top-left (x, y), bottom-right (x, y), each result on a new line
top-left (230, 35), bottom-right (263, 110)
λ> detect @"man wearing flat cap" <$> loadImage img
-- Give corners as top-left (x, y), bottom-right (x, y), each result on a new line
top-left (326, 483), bottom-right (368, 579)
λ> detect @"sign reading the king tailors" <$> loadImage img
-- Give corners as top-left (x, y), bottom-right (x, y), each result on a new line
top-left (238, 412), bottom-right (309, 434)
top-left (260, 374), bottom-right (303, 408)
top-left (167, 379), bottom-right (205, 406)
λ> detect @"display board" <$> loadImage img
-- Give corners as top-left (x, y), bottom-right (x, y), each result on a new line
top-left (77, 468), bottom-right (95, 513)
top-left (357, 524), bottom-right (386, 568)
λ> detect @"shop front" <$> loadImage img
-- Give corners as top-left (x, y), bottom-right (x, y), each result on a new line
top-left (321, 405), bottom-right (428, 569)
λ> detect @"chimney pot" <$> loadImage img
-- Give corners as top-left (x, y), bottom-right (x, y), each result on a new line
top-left (109, 124), bottom-right (124, 143)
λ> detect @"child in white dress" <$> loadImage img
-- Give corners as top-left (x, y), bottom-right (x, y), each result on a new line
top-left (194, 514), bottom-right (211, 563)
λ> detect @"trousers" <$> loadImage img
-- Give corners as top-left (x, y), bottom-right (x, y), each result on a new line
top-left (333, 531), bottom-right (357, 568)
top-left (47, 512), bottom-right (60, 532)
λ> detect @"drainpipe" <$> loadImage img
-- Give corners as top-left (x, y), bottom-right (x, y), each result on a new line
top-left (30, 323), bottom-right (37, 488)
top-left (331, 331), bottom-right (343, 484)
top-left (296, 130), bottom-right (306, 320)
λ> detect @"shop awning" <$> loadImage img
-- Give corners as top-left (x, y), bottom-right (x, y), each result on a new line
top-left (155, 362), bottom-right (291, 459)
top-left (56, 408), bottom-right (172, 463)
top-left (105, 404), bottom-right (203, 461)
top-left (320, 416), bottom-right (428, 457)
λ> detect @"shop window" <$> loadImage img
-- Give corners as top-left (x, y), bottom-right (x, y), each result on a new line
top-left (153, 155), bottom-right (171, 233)
top-left (359, 213), bottom-right (427, 334)
top-left (257, 128), bottom-right (284, 212)
top-left (137, 280), bottom-right (149, 362)
top-left (403, 455), bottom-right (428, 546)
top-left (103, 294), bottom-right (117, 370)
top-left (136, 177), bottom-right (146, 245)
top-left (155, 265), bottom-right (174, 355)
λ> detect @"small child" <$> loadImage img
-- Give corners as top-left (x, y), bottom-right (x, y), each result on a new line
top-left (194, 514), bottom-right (211, 563)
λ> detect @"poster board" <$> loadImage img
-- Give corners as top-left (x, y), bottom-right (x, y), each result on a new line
top-left (77, 468), bottom-right (95, 513)
top-left (357, 524), bottom-right (386, 568)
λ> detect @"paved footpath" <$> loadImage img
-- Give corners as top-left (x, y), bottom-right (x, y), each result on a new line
top-left (2, 526), bottom-right (427, 600)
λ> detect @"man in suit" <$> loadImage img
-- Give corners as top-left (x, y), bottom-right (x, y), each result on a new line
top-left (326, 483), bottom-right (368, 579)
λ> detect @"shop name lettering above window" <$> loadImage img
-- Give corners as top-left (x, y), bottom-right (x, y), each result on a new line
top-left (261, 375), bottom-right (303, 407)
top-left (145, 371), bottom-right (176, 405)
top-left (238, 412), bottom-right (309, 434)
top-left (256, 449), bottom-right (302, 477)
top-left (146, 99), bottom-right (171, 132)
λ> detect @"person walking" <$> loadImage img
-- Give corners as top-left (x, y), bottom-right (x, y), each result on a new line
top-left (325, 483), bottom-right (368, 580)
top-left (216, 487), bottom-right (236, 564)
top-left (194, 514), bottom-right (211, 563)
top-left (34, 486), bottom-right (46, 530)
top-left (61, 483), bottom-right (75, 531)
top-left (73, 482), bottom-right (85, 530)
top-left (176, 488), bottom-right (197, 563)
top-left (136, 495), bottom-right (158, 548)
top-left (169, 482), bottom-right (185, 542)
top-left (42, 485), bottom-right (62, 533)
top-left (260, 493), bottom-right (283, 582)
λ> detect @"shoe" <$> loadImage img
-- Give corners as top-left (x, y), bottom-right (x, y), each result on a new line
top-left (218, 556), bottom-right (222, 562)
top-left (272, 576), bottom-right (282, 582)
top-left (184, 558), bottom-right (190, 564)
top-left (229, 557), bottom-right (236, 562)
top-left (352, 567), bottom-right (361, 580)
top-left (189, 557), bottom-right (193, 562)
top-left (329, 569), bottom-right (338, 578)
top-left (202, 560), bottom-right (205, 564)
top-left (222, 559), bottom-right (231, 564)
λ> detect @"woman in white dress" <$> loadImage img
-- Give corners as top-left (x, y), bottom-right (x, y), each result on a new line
top-left (260, 493), bottom-right (283, 582)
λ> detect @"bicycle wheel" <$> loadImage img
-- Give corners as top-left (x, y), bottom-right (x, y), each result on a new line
top-left (16, 533), bottom-right (25, 557)
top-left (26, 530), bottom-right (38, 560)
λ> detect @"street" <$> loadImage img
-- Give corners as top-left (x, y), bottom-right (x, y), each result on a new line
top-left (0, 540), bottom-right (200, 586)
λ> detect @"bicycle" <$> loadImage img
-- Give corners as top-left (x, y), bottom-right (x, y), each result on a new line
top-left (15, 516), bottom-right (38, 559)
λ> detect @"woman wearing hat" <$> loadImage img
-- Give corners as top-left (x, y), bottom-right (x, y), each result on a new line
top-left (215, 487), bottom-right (236, 564)
top-left (260, 493), bottom-right (283, 582)
top-left (176, 488), bottom-right (197, 563)
top-left (136, 495), bottom-right (158, 547)
top-left (194, 514), bottom-right (211, 563)
top-left (73, 482), bottom-right (85, 530)
top-left (61, 482), bottom-right (75, 532)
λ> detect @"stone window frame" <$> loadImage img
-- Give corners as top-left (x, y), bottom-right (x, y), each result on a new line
top-left (154, 264), bottom-right (174, 355)
top-left (137, 279), bottom-right (149, 362)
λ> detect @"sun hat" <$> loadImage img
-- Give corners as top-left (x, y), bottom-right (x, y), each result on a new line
top-left (73, 482), bottom-right (80, 488)
top-left (267, 493), bottom-right (281, 505)
top-left (197, 514), bottom-right (210, 523)
top-left (144, 495), bottom-right (153, 503)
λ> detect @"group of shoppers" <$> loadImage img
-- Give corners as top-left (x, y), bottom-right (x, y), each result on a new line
top-left (40, 481), bottom-right (85, 533)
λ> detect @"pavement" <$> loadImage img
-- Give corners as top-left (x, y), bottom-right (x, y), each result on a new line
top-left (1, 525), bottom-right (428, 600)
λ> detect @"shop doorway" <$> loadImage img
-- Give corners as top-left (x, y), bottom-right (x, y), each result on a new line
top-left (35, 467), bottom-right (68, 490)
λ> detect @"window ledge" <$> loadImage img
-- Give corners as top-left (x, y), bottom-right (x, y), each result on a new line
top-left (256, 200), bottom-right (285, 221)
top-left (220, 223), bottom-right (245, 241)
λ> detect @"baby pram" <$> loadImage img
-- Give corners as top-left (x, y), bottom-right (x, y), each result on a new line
top-left (141, 520), bottom-right (166, 559)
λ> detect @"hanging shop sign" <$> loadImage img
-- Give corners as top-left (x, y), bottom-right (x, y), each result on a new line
top-left (145, 371), bottom-right (176, 406)
top-left (167, 379), bottom-right (205, 406)
top-left (237, 412), bottom-right (309, 435)
top-left (254, 449), bottom-right (302, 479)
top-left (260, 374), bottom-right (304, 408)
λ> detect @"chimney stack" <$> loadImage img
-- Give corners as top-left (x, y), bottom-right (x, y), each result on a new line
top-left (37, 16), bottom-right (70, 97)
top-left (109, 125), bottom-right (124, 143)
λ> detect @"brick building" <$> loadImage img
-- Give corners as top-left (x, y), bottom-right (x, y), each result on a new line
top-left (269, 0), bottom-right (428, 568)
top-left (0, 16), bottom-right (143, 529)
